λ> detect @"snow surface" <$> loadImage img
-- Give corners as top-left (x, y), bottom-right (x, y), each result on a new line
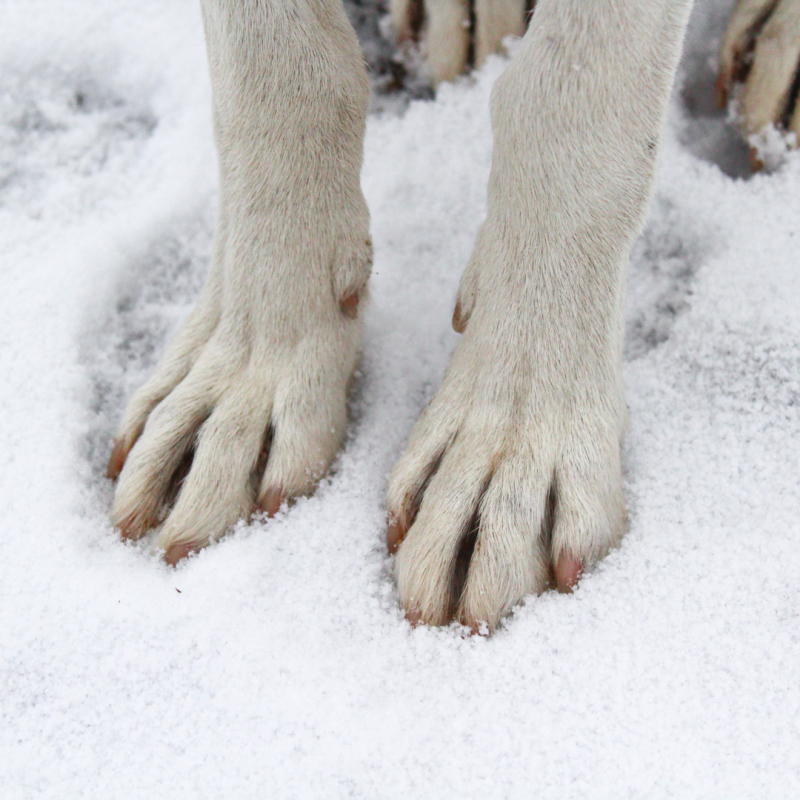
top-left (1, 1), bottom-right (799, 797)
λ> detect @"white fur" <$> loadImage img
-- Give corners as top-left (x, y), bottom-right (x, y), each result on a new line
top-left (110, 0), bottom-right (371, 555)
top-left (387, 0), bottom-right (694, 629)
top-left (109, 0), bottom-right (782, 630)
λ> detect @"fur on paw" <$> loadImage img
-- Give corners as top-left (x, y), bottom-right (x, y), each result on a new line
top-left (386, 318), bottom-right (626, 632)
top-left (108, 225), bottom-right (370, 565)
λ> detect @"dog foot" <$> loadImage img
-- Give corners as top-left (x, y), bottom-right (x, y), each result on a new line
top-left (109, 211), bottom-right (371, 563)
top-left (391, 0), bottom-right (528, 84)
top-left (718, 0), bottom-right (800, 146)
top-left (386, 275), bottom-right (627, 631)
top-left (383, 0), bottom-right (695, 633)
top-left (108, 0), bottom-right (374, 564)
top-left (383, 0), bottom-right (693, 630)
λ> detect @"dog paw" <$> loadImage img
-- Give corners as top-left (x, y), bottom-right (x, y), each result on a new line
top-left (108, 214), bottom-right (371, 565)
top-left (386, 301), bottom-right (627, 631)
top-left (391, 0), bottom-right (528, 84)
top-left (717, 0), bottom-right (800, 153)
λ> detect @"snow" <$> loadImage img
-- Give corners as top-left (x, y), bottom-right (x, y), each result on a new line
top-left (1, 1), bottom-right (799, 797)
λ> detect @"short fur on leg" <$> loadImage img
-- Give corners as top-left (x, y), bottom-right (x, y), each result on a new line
top-left (388, 0), bottom-right (694, 630)
top-left (110, 0), bottom-right (372, 560)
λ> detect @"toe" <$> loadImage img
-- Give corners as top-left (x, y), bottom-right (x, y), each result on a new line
top-left (739, 3), bottom-right (800, 134)
top-left (391, 0), bottom-right (423, 45)
top-left (395, 436), bottom-right (494, 626)
top-left (257, 364), bottom-right (349, 508)
top-left (474, 0), bottom-right (526, 68)
top-left (386, 385), bottom-right (462, 540)
top-left (457, 458), bottom-right (550, 630)
top-left (110, 354), bottom-right (223, 540)
top-left (404, 608), bottom-right (424, 627)
top-left (550, 430), bottom-right (626, 582)
top-left (717, 0), bottom-right (777, 107)
top-left (423, 0), bottom-right (471, 84)
top-left (155, 378), bottom-right (270, 556)
top-left (110, 276), bottom-right (223, 479)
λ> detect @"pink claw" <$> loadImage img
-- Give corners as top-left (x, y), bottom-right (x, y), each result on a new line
top-left (164, 542), bottom-right (198, 567)
top-left (259, 487), bottom-right (285, 518)
top-left (555, 555), bottom-right (583, 594)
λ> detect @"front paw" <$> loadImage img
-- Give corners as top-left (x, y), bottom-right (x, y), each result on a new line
top-left (108, 220), bottom-right (368, 564)
top-left (386, 336), bottom-right (626, 631)
top-left (110, 318), bottom-right (358, 564)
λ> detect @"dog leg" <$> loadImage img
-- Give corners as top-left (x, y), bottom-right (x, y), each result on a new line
top-left (387, 0), bottom-right (694, 630)
top-left (109, 0), bottom-right (371, 564)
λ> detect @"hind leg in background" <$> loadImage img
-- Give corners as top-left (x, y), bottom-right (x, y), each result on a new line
top-left (718, 0), bottom-right (800, 139)
top-left (387, 0), bottom-right (695, 630)
top-left (392, 0), bottom-right (530, 83)
top-left (108, 0), bottom-right (371, 564)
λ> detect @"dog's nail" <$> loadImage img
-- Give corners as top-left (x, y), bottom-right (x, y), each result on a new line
top-left (465, 620), bottom-right (490, 637)
top-left (452, 300), bottom-right (466, 333)
top-left (386, 515), bottom-right (408, 554)
top-left (118, 513), bottom-right (148, 542)
top-left (715, 72), bottom-right (729, 110)
top-left (107, 438), bottom-right (130, 481)
top-left (748, 146), bottom-right (764, 173)
top-left (405, 608), bottom-right (423, 627)
top-left (340, 291), bottom-right (359, 319)
top-left (555, 555), bottom-right (583, 593)
top-left (259, 487), bottom-right (285, 518)
top-left (164, 542), bottom-right (197, 567)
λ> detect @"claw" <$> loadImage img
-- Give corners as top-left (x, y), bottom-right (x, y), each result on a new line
top-left (405, 607), bottom-right (423, 627)
top-left (107, 437), bottom-right (131, 481)
top-left (386, 514), bottom-right (409, 554)
top-left (555, 554), bottom-right (583, 593)
top-left (340, 291), bottom-right (359, 320)
top-left (164, 542), bottom-right (198, 567)
top-left (452, 300), bottom-right (466, 333)
top-left (117, 511), bottom-right (155, 542)
top-left (749, 145), bottom-right (765, 172)
top-left (715, 70), bottom-right (731, 110)
top-left (259, 487), bottom-right (286, 518)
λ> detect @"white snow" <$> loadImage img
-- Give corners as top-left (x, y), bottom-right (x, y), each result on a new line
top-left (1, 1), bottom-right (799, 797)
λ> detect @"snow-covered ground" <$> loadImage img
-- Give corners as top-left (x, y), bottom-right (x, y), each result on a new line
top-left (2, 1), bottom-right (799, 797)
